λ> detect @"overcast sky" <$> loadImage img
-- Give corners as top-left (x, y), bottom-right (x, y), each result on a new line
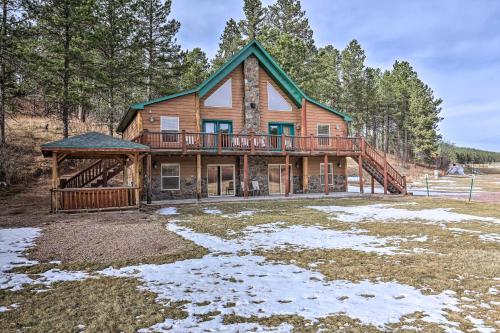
top-left (171, 0), bottom-right (500, 152)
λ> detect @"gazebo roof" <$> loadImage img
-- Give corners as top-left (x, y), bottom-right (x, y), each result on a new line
top-left (41, 132), bottom-right (149, 157)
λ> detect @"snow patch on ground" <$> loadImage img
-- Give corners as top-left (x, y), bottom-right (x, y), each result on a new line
top-left (0, 228), bottom-right (89, 291)
top-left (170, 222), bottom-right (405, 255)
top-left (101, 221), bottom-right (460, 332)
top-left (203, 208), bottom-right (223, 215)
top-left (307, 204), bottom-right (499, 224)
top-left (157, 207), bottom-right (178, 215)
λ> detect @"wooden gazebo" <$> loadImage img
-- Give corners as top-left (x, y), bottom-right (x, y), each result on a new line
top-left (41, 132), bottom-right (150, 213)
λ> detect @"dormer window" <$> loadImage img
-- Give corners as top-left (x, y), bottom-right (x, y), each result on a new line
top-left (204, 78), bottom-right (232, 108)
top-left (267, 82), bottom-right (292, 111)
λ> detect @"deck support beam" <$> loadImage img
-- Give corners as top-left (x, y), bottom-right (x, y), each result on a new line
top-left (196, 153), bottom-right (202, 200)
top-left (302, 156), bottom-right (308, 193)
top-left (371, 175), bottom-right (375, 194)
top-left (285, 154), bottom-right (290, 197)
top-left (146, 154), bottom-right (152, 204)
top-left (358, 155), bottom-right (364, 194)
top-left (324, 154), bottom-right (329, 195)
top-left (243, 154), bottom-right (249, 198)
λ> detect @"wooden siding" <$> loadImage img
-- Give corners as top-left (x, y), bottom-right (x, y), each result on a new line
top-left (123, 113), bottom-right (141, 140)
top-left (259, 67), bottom-right (301, 133)
top-left (308, 156), bottom-right (346, 176)
top-left (200, 65), bottom-right (244, 132)
top-left (140, 93), bottom-right (197, 133)
top-left (305, 100), bottom-right (348, 137)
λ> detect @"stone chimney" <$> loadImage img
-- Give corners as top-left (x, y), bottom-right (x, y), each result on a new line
top-left (243, 56), bottom-right (260, 132)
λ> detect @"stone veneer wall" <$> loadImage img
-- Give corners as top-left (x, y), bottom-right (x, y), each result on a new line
top-left (243, 56), bottom-right (261, 132)
top-left (307, 175), bottom-right (346, 193)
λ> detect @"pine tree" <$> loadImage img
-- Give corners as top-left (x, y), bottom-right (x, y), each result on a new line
top-left (239, 0), bottom-right (266, 40)
top-left (212, 19), bottom-right (244, 69)
top-left (309, 45), bottom-right (341, 107)
top-left (260, 0), bottom-right (316, 90)
top-left (178, 48), bottom-right (209, 90)
top-left (0, 0), bottom-right (30, 143)
top-left (134, 0), bottom-right (181, 100)
top-left (91, 0), bottom-right (139, 135)
top-left (340, 39), bottom-right (366, 134)
top-left (265, 0), bottom-right (313, 46)
top-left (26, 0), bottom-right (94, 137)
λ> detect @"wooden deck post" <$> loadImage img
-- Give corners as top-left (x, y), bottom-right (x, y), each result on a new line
top-left (243, 154), bottom-right (249, 198)
top-left (181, 130), bottom-right (187, 154)
top-left (324, 154), bottom-right (329, 195)
top-left (302, 156), bottom-right (309, 193)
top-left (284, 154), bottom-right (290, 197)
top-left (196, 154), bottom-right (202, 200)
top-left (281, 133), bottom-right (286, 153)
top-left (358, 154), bottom-right (364, 194)
top-left (403, 175), bottom-right (407, 195)
top-left (371, 176), bottom-right (375, 194)
top-left (384, 159), bottom-right (388, 194)
top-left (217, 132), bottom-right (222, 154)
top-left (146, 154), bottom-right (152, 204)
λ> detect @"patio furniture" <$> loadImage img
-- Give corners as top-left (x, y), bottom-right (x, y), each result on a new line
top-left (251, 181), bottom-right (261, 196)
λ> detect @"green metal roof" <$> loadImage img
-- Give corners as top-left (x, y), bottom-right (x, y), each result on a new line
top-left (117, 39), bottom-right (352, 132)
top-left (41, 132), bottom-right (149, 156)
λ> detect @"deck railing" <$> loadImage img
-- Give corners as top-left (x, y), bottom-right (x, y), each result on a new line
top-left (135, 131), bottom-right (362, 154)
top-left (51, 187), bottom-right (139, 213)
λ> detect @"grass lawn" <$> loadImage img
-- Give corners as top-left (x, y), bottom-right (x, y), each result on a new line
top-left (1, 196), bottom-right (499, 332)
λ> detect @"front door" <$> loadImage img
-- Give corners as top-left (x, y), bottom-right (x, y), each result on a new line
top-left (269, 123), bottom-right (294, 150)
top-left (203, 120), bottom-right (232, 148)
top-left (268, 164), bottom-right (293, 194)
top-left (207, 165), bottom-right (235, 197)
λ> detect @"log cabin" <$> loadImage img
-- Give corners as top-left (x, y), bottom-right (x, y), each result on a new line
top-left (41, 40), bottom-right (406, 212)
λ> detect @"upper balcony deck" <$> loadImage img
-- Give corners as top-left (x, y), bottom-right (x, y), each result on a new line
top-left (132, 131), bottom-right (363, 156)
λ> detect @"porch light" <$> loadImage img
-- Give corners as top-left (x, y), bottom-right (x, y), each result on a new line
top-left (337, 162), bottom-right (342, 168)
top-left (153, 161), bottom-right (158, 169)
top-left (149, 116), bottom-right (155, 123)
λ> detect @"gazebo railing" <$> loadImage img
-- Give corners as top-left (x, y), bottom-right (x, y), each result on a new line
top-left (51, 187), bottom-right (139, 213)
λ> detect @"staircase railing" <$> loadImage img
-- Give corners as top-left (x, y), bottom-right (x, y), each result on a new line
top-left (362, 138), bottom-right (406, 193)
top-left (61, 159), bottom-right (121, 189)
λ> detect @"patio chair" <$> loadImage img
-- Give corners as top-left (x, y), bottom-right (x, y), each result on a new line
top-left (226, 181), bottom-right (234, 195)
top-left (251, 181), bottom-right (261, 196)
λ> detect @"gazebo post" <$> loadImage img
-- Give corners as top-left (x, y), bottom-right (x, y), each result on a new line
top-left (122, 157), bottom-right (128, 186)
top-left (51, 153), bottom-right (59, 189)
top-left (133, 154), bottom-right (140, 206)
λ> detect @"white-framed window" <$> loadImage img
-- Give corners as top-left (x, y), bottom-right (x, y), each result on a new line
top-left (204, 78), bottom-right (232, 107)
top-left (267, 81), bottom-right (292, 111)
top-left (319, 163), bottom-right (334, 185)
top-left (317, 124), bottom-right (330, 145)
top-left (161, 116), bottom-right (179, 142)
top-left (161, 163), bottom-right (180, 190)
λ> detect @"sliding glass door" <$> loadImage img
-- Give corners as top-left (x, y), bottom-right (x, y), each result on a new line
top-left (207, 165), bottom-right (235, 197)
top-left (268, 164), bottom-right (292, 194)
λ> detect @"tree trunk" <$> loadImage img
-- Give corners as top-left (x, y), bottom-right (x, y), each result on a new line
top-left (108, 86), bottom-right (114, 136)
top-left (62, 2), bottom-right (71, 138)
top-left (78, 104), bottom-right (86, 122)
top-left (0, 0), bottom-right (7, 144)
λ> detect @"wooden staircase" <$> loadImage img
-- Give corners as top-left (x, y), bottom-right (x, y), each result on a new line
top-left (357, 139), bottom-right (407, 194)
top-left (60, 159), bottom-right (124, 189)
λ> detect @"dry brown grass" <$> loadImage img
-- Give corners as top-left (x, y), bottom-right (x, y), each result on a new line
top-left (1, 115), bottom-right (106, 187)
top-left (0, 277), bottom-right (167, 333)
